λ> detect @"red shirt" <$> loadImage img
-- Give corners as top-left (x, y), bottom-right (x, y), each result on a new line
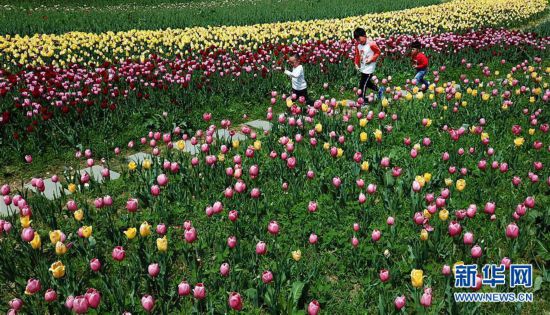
top-left (413, 52), bottom-right (428, 69)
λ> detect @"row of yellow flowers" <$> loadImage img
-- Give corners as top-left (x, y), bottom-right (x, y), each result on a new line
top-left (0, 0), bottom-right (546, 68)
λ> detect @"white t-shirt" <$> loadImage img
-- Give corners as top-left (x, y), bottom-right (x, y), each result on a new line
top-left (357, 42), bottom-right (377, 74)
top-left (284, 65), bottom-right (307, 90)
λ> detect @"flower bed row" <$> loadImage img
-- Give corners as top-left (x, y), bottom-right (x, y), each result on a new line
top-left (0, 0), bottom-right (546, 69)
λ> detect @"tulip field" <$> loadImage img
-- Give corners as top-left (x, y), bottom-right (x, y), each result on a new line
top-left (0, 0), bottom-right (549, 314)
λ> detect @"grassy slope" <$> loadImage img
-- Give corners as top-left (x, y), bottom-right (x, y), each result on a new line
top-left (0, 0), bottom-right (441, 34)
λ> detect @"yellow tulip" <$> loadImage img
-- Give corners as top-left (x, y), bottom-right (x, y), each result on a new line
top-left (514, 137), bottom-right (525, 147)
top-left (444, 178), bottom-right (453, 187)
top-left (20, 215), bottom-right (31, 228)
top-left (74, 209), bottom-right (84, 221)
top-left (361, 161), bottom-right (369, 172)
top-left (49, 230), bottom-right (62, 244)
top-left (420, 229), bottom-right (428, 241)
top-left (456, 179), bottom-right (466, 192)
top-left (439, 209), bottom-right (449, 221)
top-left (415, 176), bottom-right (426, 188)
top-left (253, 140), bottom-right (262, 150)
top-left (232, 140), bottom-right (240, 149)
top-left (374, 129), bottom-right (382, 142)
top-left (528, 129), bottom-right (535, 136)
top-left (323, 142), bottom-right (330, 150)
top-left (176, 140), bottom-right (186, 150)
top-left (411, 269), bottom-right (423, 287)
top-left (68, 183), bottom-right (77, 193)
top-left (315, 123), bottom-right (323, 133)
top-left (286, 98), bottom-right (293, 107)
top-left (337, 148), bottom-right (343, 158)
top-left (360, 132), bottom-right (368, 142)
top-left (140, 221), bottom-right (151, 237)
top-left (80, 226), bottom-right (92, 238)
top-left (142, 159), bottom-right (152, 170)
top-left (423, 173), bottom-right (432, 182)
top-left (157, 236), bottom-right (168, 252)
top-left (292, 250), bottom-right (302, 261)
top-left (30, 232), bottom-right (41, 249)
top-left (128, 161), bottom-right (137, 171)
top-left (49, 261), bottom-right (65, 279)
top-left (359, 118), bottom-right (367, 127)
top-left (55, 241), bottom-right (67, 255)
top-left (124, 227), bottom-right (137, 240)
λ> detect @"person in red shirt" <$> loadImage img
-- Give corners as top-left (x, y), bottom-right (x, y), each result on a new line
top-left (411, 41), bottom-right (430, 90)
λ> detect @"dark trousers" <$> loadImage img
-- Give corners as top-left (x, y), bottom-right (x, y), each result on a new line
top-left (359, 73), bottom-right (379, 99)
top-left (292, 88), bottom-right (312, 105)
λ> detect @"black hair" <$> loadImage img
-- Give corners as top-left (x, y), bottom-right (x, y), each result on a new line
top-left (353, 28), bottom-right (366, 40)
top-left (411, 41), bottom-right (422, 49)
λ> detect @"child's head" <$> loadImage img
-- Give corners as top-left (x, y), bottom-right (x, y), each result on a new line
top-left (353, 28), bottom-right (367, 44)
top-left (411, 41), bottom-right (421, 54)
top-left (288, 54), bottom-right (300, 67)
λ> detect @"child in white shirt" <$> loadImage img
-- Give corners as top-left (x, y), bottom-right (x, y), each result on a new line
top-left (284, 54), bottom-right (311, 105)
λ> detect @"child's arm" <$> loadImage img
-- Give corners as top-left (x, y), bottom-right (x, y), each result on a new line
top-left (365, 42), bottom-right (381, 64)
top-left (284, 66), bottom-right (302, 78)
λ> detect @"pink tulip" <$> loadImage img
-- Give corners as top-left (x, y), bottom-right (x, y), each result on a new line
top-left (371, 229), bottom-right (381, 242)
top-left (65, 295), bottom-right (74, 310)
top-left (156, 224), bottom-right (167, 235)
top-left (484, 202), bottom-right (495, 215)
top-left (351, 236), bottom-right (359, 248)
top-left (228, 292), bottom-right (243, 311)
top-left (148, 263), bottom-right (160, 277)
top-left (1, 184), bottom-right (10, 195)
top-left (471, 245), bottom-right (482, 258)
top-left (420, 289), bottom-right (432, 307)
top-left (442, 265), bottom-right (451, 276)
top-left (380, 157), bottom-right (390, 168)
top-left (262, 271), bottom-right (274, 284)
top-left (308, 201), bottom-right (317, 213)
top-left (268, 221), bottom-right (279, 235)
top-left (505, 223), bottom-right (519, 238)
top-left (67, 200), bottom-right (78, 211)
top-left (193, 283), bottom-right (206, 300)
top-left (184, 227), bottom-right (197, 243)
top-left (463, 232), bottom-right (474, 245)
top-left (524, 196), bottom-right (535, 208)
top-left (141, 295), bottom-right (155, 312)
top-left (178, 281), bottom-right (191, 296)
top-left (332, 177), bottom-right (341, 188)
top-left (227, 236), bottom-right (237, 248)
top-left (112, 246), bottom-right (126, 261)
top-left (386, 217), bottom-right (395, 225)
top-left (228, 210), bottom-right (239, 222)
top-left (126, 198), bottom-right (138, 212)
top-left (308, 300), bottom-right (320, 315)
top-left (309, 233), bottom-right (318, 244)
top-left (256, 241), bottom-right (267, 255)
top-left (157, 174), bottom-right (168, 186)
top-left (21, 227), bottom-right (35, 242)
top-left (85, 288), bottom-right (101, 308)
top-left (219, 262), bottom-right (230, 277)
top-left (90, 258), bottom-right (101, 272)
top-left (501, 257), bottom-right (512, 269)
top-left (394, 295), bottom-right (406, 310)
top-left (9, 298), bottom-right (22, 311)
top-left (379, 269), bottom-right (390, 282)
top-left (72, 295), bottom-right (89, 314)
top-left (448, 221), bottom-right (462, 237)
